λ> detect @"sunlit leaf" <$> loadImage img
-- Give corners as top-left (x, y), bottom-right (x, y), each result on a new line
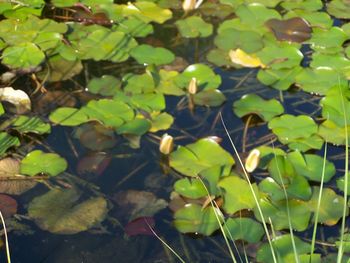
top-left (130, 44), bottom-right (175, 65)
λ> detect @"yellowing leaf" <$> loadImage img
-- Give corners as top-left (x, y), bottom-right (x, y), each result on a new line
top-left (229, 49), bottom-right (266, 68)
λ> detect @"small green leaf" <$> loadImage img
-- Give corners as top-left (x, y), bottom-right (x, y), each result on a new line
top-left (20, 150), bottom-right (67, 177)
top-left (224, 217), bottom-right (264, 243)
top-left (176, 16), bottom-right (213, 38)
top-left (49, 107), bottom-right (89, 126)
top-left (174, 178), bottom-right (207, 199)
top-left (130, 44), bottom-right (175, 65)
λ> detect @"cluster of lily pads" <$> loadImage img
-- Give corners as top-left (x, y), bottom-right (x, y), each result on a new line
top-left (0, 0), bottom-right (350, 262)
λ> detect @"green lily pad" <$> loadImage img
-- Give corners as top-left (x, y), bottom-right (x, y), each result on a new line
top-left (268, 114), bottom-right (318, 144)
top-left (130, 44), bottom-right (175, 65)
top-left (122, 73), bottom-right (155, 94)
top-left (286, 134), bottom-right (324, 152)
top-left (218, 174), bottom-right (259, 214)
top-left (0, 132), bottom-right (20, 156)
top-left (2, 42), bottom-right (45, 69)
top-left (10, 116), bottom-right (51, 134)
top-left (175, 16), bottom-right (213, 38)
top-left (267, 155), bottom-right (312, 200)
top-left (169, 138), bottom-right (234, 177)
top-left (257, 234), bottom-right (310, 262)
top-left (115, 17), bottom-right (153, 37)
top-left (308, 187), bottom-right (346, 225)
top-left (255, 198), bottom-right (311, 231)
top-left (285, 10), bottom-right (333, 29)
top-left (233, 94), bottom-right (284, 121)
top-left (87, 75), bottom-right (121, 96)
top-left (257, 44), bottom-right (303, 70)
top-left (281, 0), bottom-right (323, 11)
top-left (155, 70), bottom-right (184, 96)
top-left (20, 150), bottom-right (67, 177)
top-left (308, 27), bottom-right (347, 53)
top-left (193, 90), bottom-right (226, 107)
top-left (224, 217), bottom-right (264, 243)
top-left (287, 151), bottom-right (336, 183)
top-left (257, 145), bottom-right (285, 169)
top-left (327, 0), bottom-right (350, 19)
top-left (116, 118), bottom-right (151, 136)
top-left (28, 188), bottom-right (108, 234)
top-left (206, 48), bottom-right (235, 67)
top-left (318, 120), bottom-right (350, 145)
top-left (175, 64), bottom-right (221, 90)
top-left (174, 203), bottom-right (221, 235)
top-left (336, 172), bottom-right (350, 194)
top-left (174, 178), bottom-right (207, 199)
top-left (235, 3), bottom-right (281, 27)
top-left (310, 53), bottom-right (350, 76)
top-left (214, 28), bottom-right (263, 53)
top-left (122, 2), bottom-right (172, 24)
top-left (257, 66), bottom-right (302, 91)
top-left (149, 112), bottom-right (174, 132)
top-left (320, 85), bottom-right (350, 127)
top-left (49, 107), bottom-right (90, 126)
top-left (295, 68), bottom-right (347, 95)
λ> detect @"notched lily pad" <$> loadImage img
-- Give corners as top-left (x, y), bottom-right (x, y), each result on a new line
top-left (28, 188), bottom-right (108, 234)
top-left (20, 150), bottom-right (67, 177)
top-left (233, 94), bottom-right (284, 121)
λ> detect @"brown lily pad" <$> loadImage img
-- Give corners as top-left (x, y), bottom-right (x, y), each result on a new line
top-left (0, 158), bottom-right (37, 195)
top-left (265, 17), bottom-right (312, 43)
top-left (0, 194), bottom-right (17, 218)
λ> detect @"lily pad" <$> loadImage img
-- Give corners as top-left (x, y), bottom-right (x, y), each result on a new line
top-left (10, 116), bottom-right (51, 135)
top-left (20, 150), bottom-right (67, 177)
top-left (116, 118), bottom-right (151, 136)
top-left (49, 107), bottom-right (90, 126)
top-left (287, 151), bottom-right (336, 183)
top-left (28, 188), bottom-right (108, 234)
top-left (0, 132), bottom-right (20, 156)
top-left (174, 178), bottom-right (207, 199)
top-left (175, 16), bottom-right (213, 38)
top-left (257, 234), bottom-right (310, 262)
top-left (308, 27), bottom-right (347, 53)
top-left (233, 94), bottom-right (284, 121)
top-left (327, 0), bottom-right (350, 19)
top-left (193, 90), bottom-right (226, 107)
top-left (281, 0), bottom-right (323, 11)
top-left (310, 53), bottom-right (350, 76)
top-left (174, 203), bottom-right (222, 235)
top-left (224, 217), bottom-right (264, 243)
top-left (257, 66), bottom-right (302, 91)
top-left (122, 2), bottom-right (172, 24)
top-left (130, 44), bottom-right (175, 65)
top-left (2, 42), bottom-right (45, 69)
top-left (0, 158), bottom-right (37, 195)
top-left (268, 114), bottom-right (318, 145)
top-left (169, 138), bottom-right (234, 177)
top-left (235, 3), bottom-right (281, 27)
top-left (87, 75), bottom-right (121, 96)
top-left (308, 187), bottom-right (346, 225)
top-left (149, 112), bottom-right (174, 132)
top-left (318, 120), bottom-right (350, 145)
top-left (218, 174), bottom-right (259, 214)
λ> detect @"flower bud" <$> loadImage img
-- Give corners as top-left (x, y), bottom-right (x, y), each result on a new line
top-left (245, 149), bottom-right (260, 173)
top-left (182, 0), bottom-right (196, 12)
top-left (188, 77), bottom-right (197, 95)
top-left (159, 134), bottom-right (174, 155)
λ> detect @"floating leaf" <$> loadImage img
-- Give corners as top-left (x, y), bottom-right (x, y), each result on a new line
top-left (308, 187), bottom-right (346, 225)
top-left (174, 178), bottom-right (207, 199)
top-left (318, 120), bottom-right (350, 145)
top-left (308, 27), bottom-right (347, 53)
top-left (130, 44), bottom-right (175, 65)
top-left (2, 42), bottom-right (45, 69)
top-left (281, 0), bottom-right (323, 11)
top-left (287, 151), bottom-right (336, 183)
top-left (125, 217), bottom-right (155, 237)
top-left (229, 49), bottom-right (266, 68)
top-left (28, 188), bottom-right (108, 234)
top-left (49, 107), bottom-right (89, 126)
top-left (233, 94), bottom-right (284, 121)
top-left (76, 152), bottom-right (111, 176)
top-left (257, 234), bottom-right (310, 262)
top-left (122, 2), bottom-right (172, 24)
top-left (214, 29), bottom-right (263, 53)
top-left (0, 132), bottom-right (20, 156)
top-left (117, 118), bottom-right (151, 136)
top-left (174, 203), bottom-right (221, 235)
top-left (87, 75), bottom-right (121, 96)
top-left (327, 0), bottom-right (350, 19)
top-left (149, 112), bottom-right (174, 132)
top-left (20, 150), bottom-right (67, 177)
top-left (193, 90), bottom-right (226, 107)
top-left (175, 16), bottom-right (213, 38)
top-left (169, 138), bottom-right (234, 177)
top-left (218, 174), bottom-right (258, 214)
top-left (257, 66), bottom-right (302, 91)
top-left (268, 114), bottom-right (318, 145)
top-left (10, 116), bottom-right (51, 135)
top-left (265, 17), bottom-right (312, 43)
top-left (235, 3), bottom-right (281, 27)
top-left (310, 53), bottom-right (350, 76)
top-left (224, 217), bottom-right (264, 243)
top-left (0, 158), bottom-right (37, 195)
top-left (0, 194), bottom-right (17, 218)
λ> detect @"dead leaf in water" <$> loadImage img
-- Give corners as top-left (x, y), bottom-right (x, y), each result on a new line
top-left (0, 194), bottom-right (17, 218)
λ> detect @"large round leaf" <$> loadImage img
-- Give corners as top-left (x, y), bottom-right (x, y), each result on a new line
top-left (233, 94), bottom-right (284, 121)
top-left (218, 174), bottom-right (258, 214)
top-left (169, 138), bottom-right (234, 177)
top-left (2, 42), bottom-right (45, 69)
top-left (174, 203), bottom-right (221, 236)
top-left (175, 16), bottom-right (213, 38)
top-left (130, 44), bottom-right (175, 65)
top-left (28, 188), bottom-right (108, 234)
top-left (20, 150), bottom-right (67, 177)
